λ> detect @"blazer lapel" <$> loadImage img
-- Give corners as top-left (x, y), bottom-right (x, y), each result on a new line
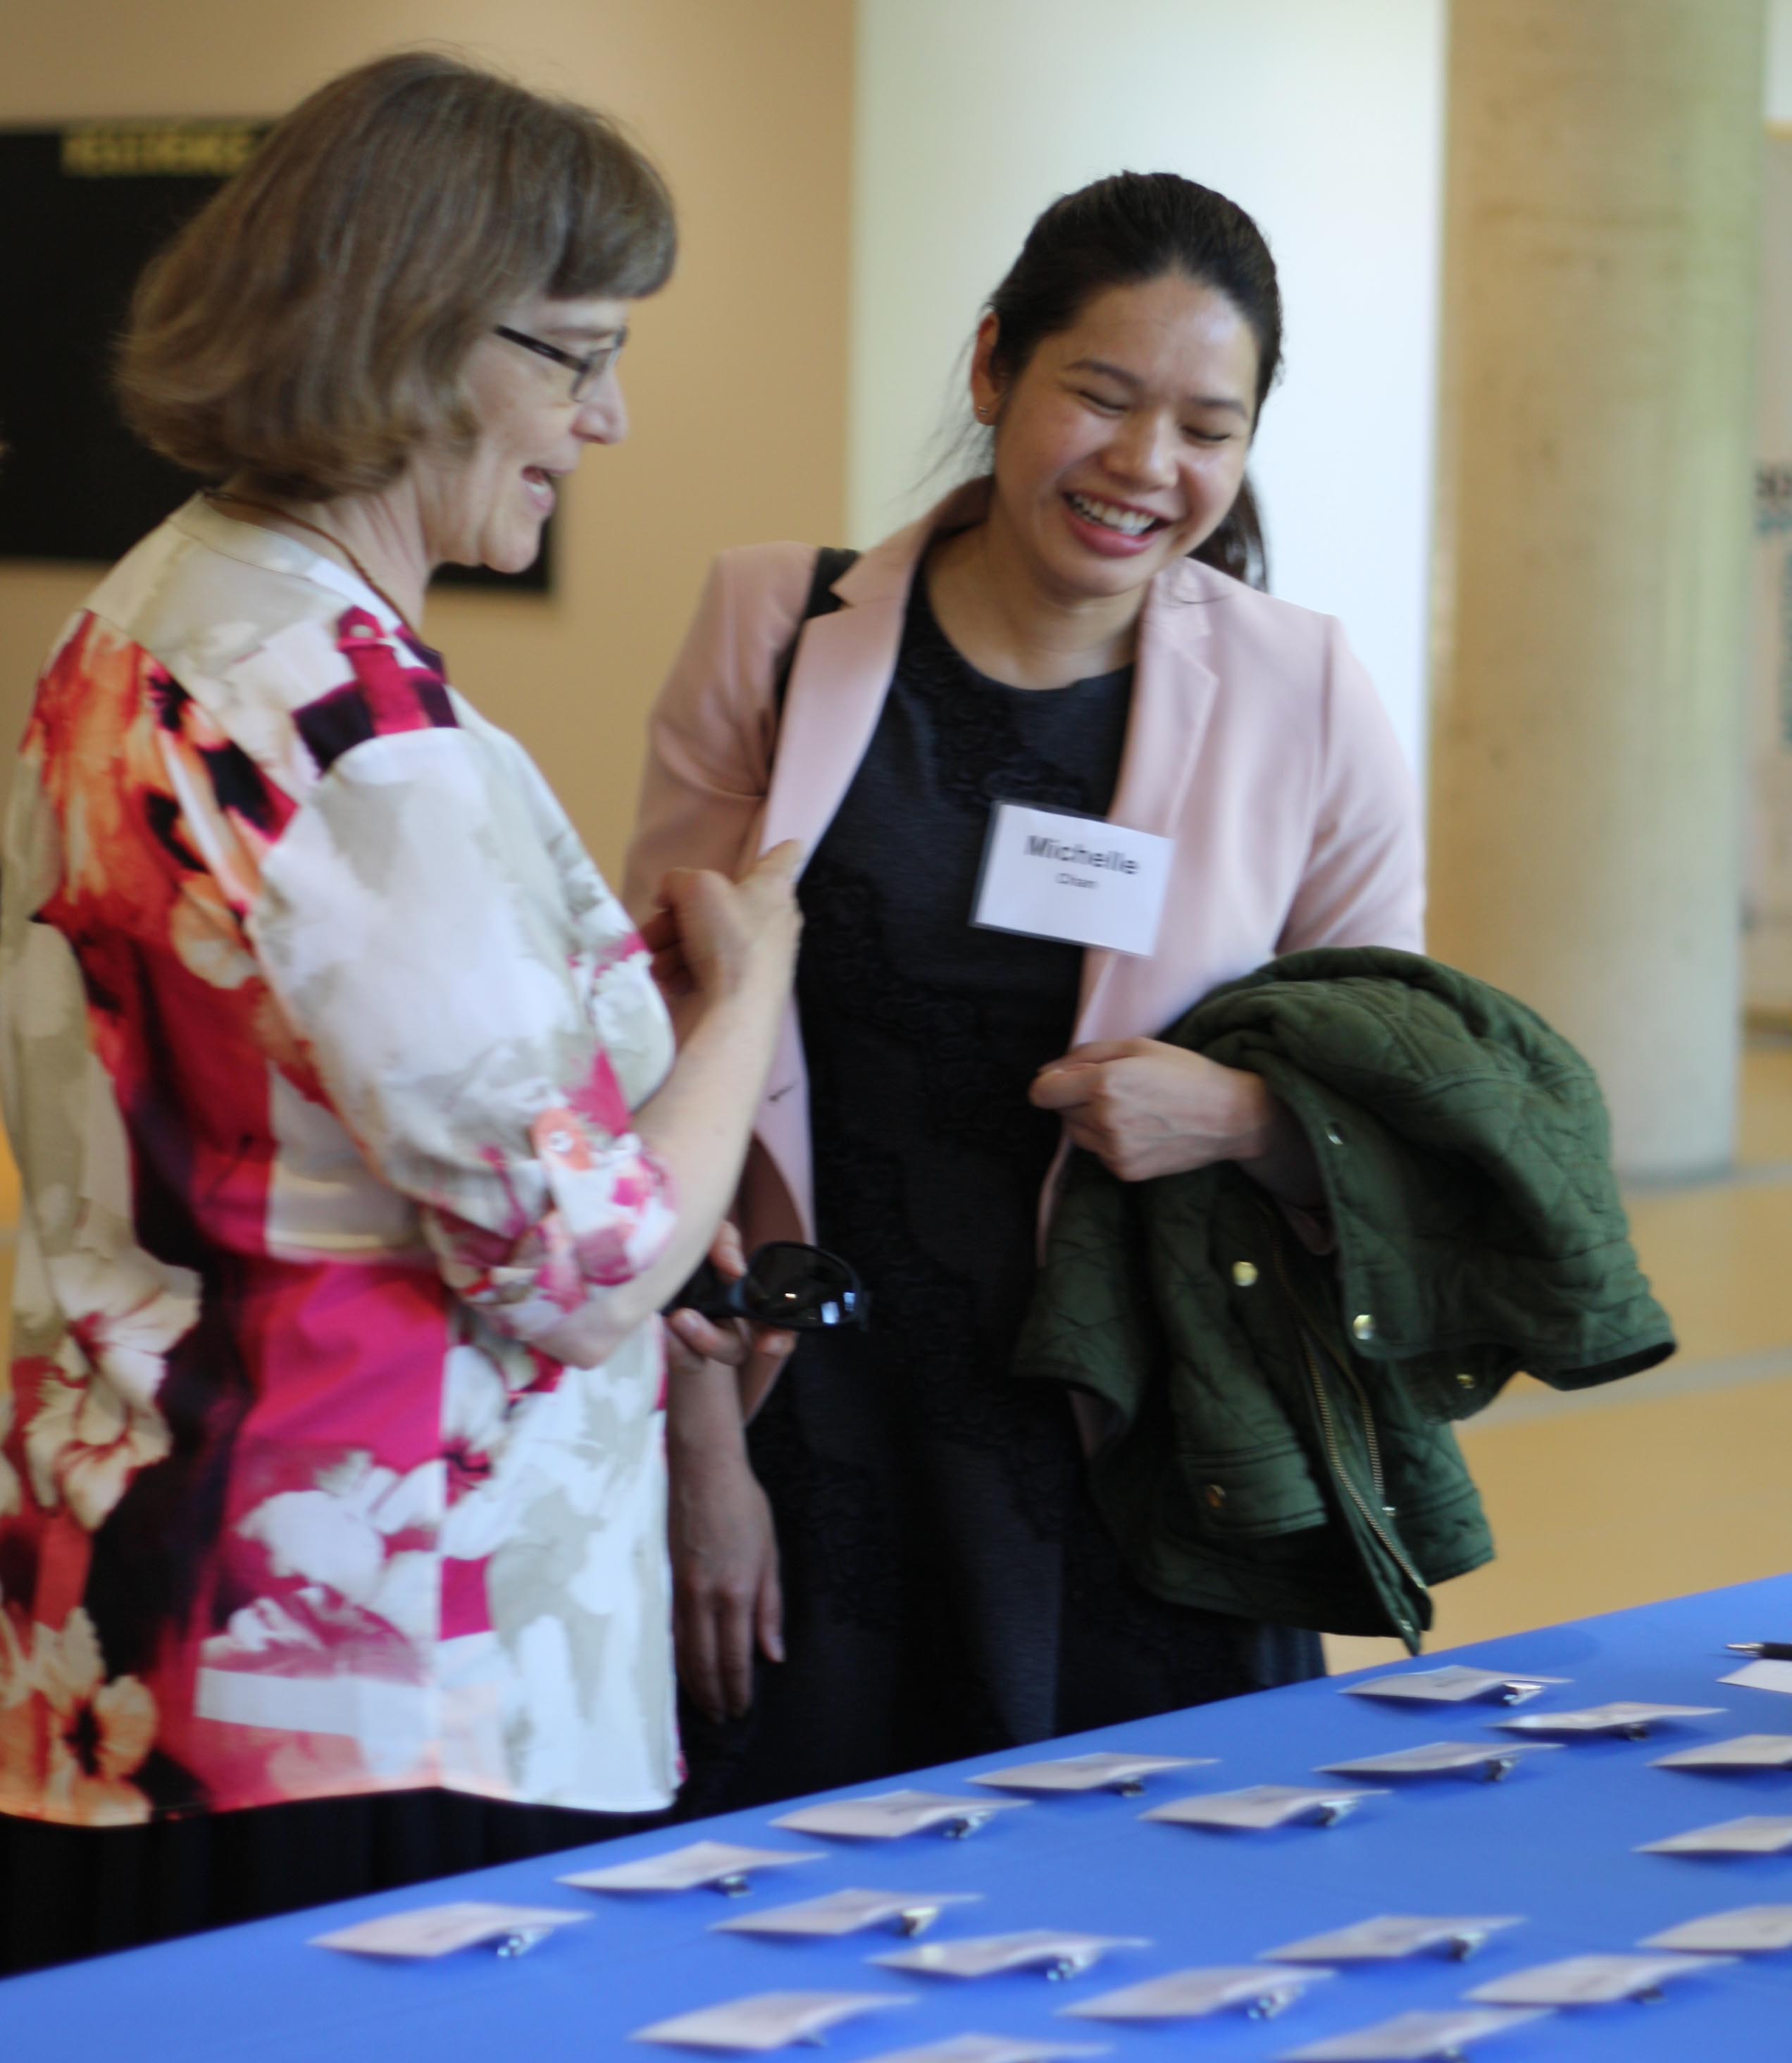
top-left (1073, 564), bottom-right (1222, 1040)
top-left (759, 526), bottom-right (916, 860)
top-left (759, 478), bottom-right (997, 862)
top-left (759, 601), bottom-right (901, 862)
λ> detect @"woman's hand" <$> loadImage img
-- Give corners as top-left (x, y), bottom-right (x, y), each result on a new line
top-left (668, 1437), bottom-right (783, 1724)
top-left (641, 841), bottom-right (802, 1011)
top-left (1030, 1038), bottom-right (1323, 1203)
top-left (664, 1224), bottom-right (795, 1721)
top-left (663, 1222), bottom-right (799, 1406)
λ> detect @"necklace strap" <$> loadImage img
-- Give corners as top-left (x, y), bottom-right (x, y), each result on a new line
top-left (203, 489), bottom-right (419, 636)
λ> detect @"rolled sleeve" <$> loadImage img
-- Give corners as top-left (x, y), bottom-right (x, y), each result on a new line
top-left (251, 726), bottom-right (677, 1335)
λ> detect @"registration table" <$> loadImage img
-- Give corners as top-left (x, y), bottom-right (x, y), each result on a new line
top-left (9, 1576), bottom-right (1792, 2061)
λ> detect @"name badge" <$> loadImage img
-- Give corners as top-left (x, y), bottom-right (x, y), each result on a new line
top-left (973, 803), bottom-right (1172, 957)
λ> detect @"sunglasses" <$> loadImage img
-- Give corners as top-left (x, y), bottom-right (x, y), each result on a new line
top-left (668, 1241), bottom-right (869, 1332)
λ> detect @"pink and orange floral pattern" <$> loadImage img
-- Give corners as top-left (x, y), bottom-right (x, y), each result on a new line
top-left (0, 1607), bottom-right (158, 1826)
top-left (0, 500), bottom-right (682, 1825)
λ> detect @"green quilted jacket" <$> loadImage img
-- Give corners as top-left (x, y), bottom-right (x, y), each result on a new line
top-left (1014, 948), bottom-right (1675, 1652)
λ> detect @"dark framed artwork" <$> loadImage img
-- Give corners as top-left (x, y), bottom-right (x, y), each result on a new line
top-left (0, 121), bottom-right (551, 591)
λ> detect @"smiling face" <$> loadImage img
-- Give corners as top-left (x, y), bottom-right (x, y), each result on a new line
top-left (413, 293), bottom-right (632, 574)
top-left (972, 271), bottom-right (1261, 607)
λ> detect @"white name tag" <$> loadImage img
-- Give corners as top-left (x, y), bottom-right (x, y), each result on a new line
top-left (973, 803), bottom-right (1172, 957)
top-left (310, 1902), bottom-right (591, 1958)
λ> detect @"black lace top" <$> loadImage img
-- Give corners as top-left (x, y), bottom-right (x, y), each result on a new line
top-left (796, 566), bottom-right (1135, 1246)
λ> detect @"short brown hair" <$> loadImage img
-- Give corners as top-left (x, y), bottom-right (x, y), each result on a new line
top-left (116, 51), bottom-right (676, 500)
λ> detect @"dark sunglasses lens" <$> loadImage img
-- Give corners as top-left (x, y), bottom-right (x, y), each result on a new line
top-left (742, 1244), bottom-right (864, 1328)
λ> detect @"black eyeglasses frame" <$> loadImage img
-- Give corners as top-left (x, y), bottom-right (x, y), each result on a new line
top-left (492, 323), bottom-right (628, 403)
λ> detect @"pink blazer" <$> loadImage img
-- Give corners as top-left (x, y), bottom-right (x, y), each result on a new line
top-left (625, 479), bottom-right (1424, 1270)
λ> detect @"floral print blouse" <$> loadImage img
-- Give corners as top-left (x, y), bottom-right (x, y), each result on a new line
top-left (0, 500), bottom-right (681, 1826)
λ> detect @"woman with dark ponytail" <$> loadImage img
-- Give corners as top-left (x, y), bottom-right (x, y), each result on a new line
top-left (979, 169), bottom-right (1281, 588)
top-left (627, 173), bottom-right (1423, 1811)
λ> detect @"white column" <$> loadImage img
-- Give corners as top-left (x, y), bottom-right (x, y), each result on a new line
top-left (1744, 4), bottom-right (1792, 1009)
top-left (1428, 0), bottom-right (1764, 1179)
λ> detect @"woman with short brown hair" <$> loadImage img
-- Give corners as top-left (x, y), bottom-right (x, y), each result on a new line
top-left (0, 50), bottom-right (797, 1971)
top-left (117, 49), bottom-right (677, 504)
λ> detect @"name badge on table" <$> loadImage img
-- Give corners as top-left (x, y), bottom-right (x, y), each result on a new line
top-left (973, 803), bottom-right (1172, 958)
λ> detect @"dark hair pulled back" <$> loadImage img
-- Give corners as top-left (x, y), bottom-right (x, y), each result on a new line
top-left (984, 171), bottom-right (1281, 589)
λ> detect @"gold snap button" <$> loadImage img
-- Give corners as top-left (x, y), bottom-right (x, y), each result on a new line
top-left (1231, 1260), bottom-right (1259, 1288)
top-left (1351, 1313), bottom-right (1375, 1342)
top-left (1205, 1483), bottom-right (1227, 1510)
top-left (1456, 1371), bottom-right (1476, 1389)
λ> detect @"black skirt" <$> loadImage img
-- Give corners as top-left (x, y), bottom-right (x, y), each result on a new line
top-left (0, 1788), bottom-right (661, 1977)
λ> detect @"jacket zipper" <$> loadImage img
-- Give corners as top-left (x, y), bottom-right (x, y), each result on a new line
top-left (1336, 1355), bottom-right (1386, 1504)
top-left (1269, 1237), bottom-right (1430, 1606)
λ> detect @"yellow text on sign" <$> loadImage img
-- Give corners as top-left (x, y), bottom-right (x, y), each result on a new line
top-left (61, 125), bottom-right (261, 179)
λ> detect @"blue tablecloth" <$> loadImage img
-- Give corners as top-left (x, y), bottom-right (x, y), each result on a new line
top-left (10, 1575), bottom-right (1792, 2061)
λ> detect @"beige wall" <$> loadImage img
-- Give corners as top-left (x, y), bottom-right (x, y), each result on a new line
top-left (0, 0), bottom-right (852, 882)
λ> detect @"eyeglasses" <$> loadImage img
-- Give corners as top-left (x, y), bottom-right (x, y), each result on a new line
top-left (667, 1241), bottom-right (869, 1332)
top-left (492, 322), bottom-right (628, 403)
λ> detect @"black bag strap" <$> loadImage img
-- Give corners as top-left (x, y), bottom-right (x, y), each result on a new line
top-left (772, 545), bottom-right (859, 720)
